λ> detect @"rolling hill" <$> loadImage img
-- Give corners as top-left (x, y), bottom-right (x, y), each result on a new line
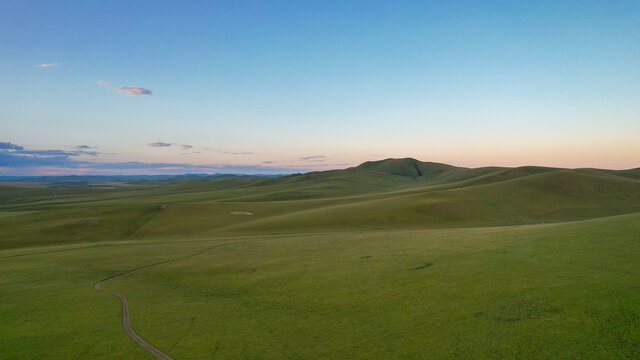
top-left (1, 158), bottom-right (639, 248)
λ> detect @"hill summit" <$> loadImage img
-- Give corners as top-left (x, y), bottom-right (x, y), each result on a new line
top-left (356, 158), bottom-right (457, 178)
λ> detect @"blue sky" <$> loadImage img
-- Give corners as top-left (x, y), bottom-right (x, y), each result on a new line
top-left (1, 0), bottom-right (639, 175)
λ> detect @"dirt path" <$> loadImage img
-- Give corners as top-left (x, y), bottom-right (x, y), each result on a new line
top-left (94, 281), bottom-right (174, 359)
top-left (94, 242), bottom-right (233, 359)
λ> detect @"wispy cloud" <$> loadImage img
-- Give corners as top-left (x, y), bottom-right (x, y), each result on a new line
top-left (0, 142), bottom-right (102, 171)
top-left (148, 142), bottom-right (173, 147)
top-left (19, 149), bottom-right (80, 156)
top-left (34, 63), bottom-right (60, 68)
top-left (151, 145), bottom-right (256, 155)
top-left (221, 151), bottom-right (254, 155)
top-left (117, 87), bottom-right (152, 96)
top-left (15, 148), bottom-right (100, 157)
top-left (76, 150), bottom-right (100, 156)
top-left (0, 142), bottom-right (344, 176)
top-left (97, 81), bottom-right (151, 97)
top-left (0, 142), bottom-right (24, 151)
top-left (147, 142), bottom-right (196, 150)
top-left (0, 141), bottom-right (303, 176)
top-left (299, 155), bottom-right (328, 162)
top-left (203, 148), bottom-right (255, 155)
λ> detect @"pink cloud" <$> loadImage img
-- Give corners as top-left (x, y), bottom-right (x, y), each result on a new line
top-left (116, 87), bottom-right (152, 96)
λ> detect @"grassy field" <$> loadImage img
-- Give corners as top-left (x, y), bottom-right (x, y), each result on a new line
top-left (1, 159), bottom-right (639, 359)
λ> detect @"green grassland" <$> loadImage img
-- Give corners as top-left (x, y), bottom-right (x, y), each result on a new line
top-left (1, 159), bottom-right (640, 359)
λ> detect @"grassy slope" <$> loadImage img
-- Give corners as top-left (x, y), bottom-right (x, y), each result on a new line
top-left (1, 159), bottom-right (639, 249)
top-left (227, 169), bottom-right (640, 235)
top-left (0, 240), bottom-right (221, 359)
top-left (2, 159), bottom-right (640, 359)
top-left (2, 213), bottom-right (639, 359)
top-left (118, 214), bottom-right (640, 360)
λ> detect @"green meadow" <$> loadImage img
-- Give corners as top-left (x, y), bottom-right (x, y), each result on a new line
top-left (2, 159), bottom-right (640, 359)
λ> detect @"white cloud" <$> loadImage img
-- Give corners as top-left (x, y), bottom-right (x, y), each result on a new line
top-left (34, 63), bottom-right (60, 68)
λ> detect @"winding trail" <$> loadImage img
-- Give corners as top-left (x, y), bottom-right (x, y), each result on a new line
top-left (94, 242), bottom-right (233, 359)
top-left (94, 280), bottom-right (174, 359)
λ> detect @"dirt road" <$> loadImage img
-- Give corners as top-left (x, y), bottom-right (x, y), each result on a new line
top-left (94, 280), bottom-right (174, 359)
top-left (94, 242), bottom-right (232, 359)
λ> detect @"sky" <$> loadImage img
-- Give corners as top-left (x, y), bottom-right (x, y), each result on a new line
top-left (1, 0), bottom-right (639, 175)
